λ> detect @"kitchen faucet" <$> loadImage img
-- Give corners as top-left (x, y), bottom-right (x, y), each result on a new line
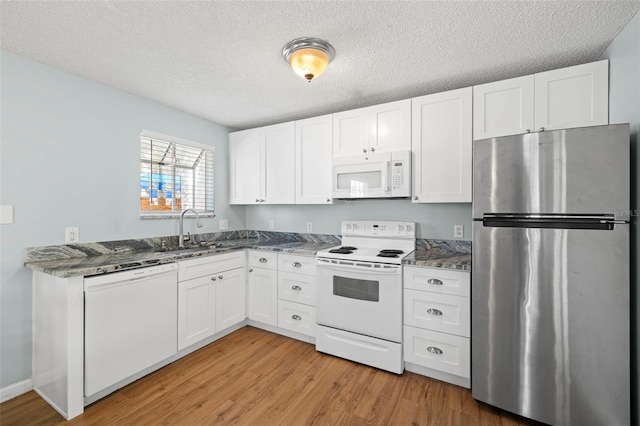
top-left (179, 208), bottom-right (203, 248)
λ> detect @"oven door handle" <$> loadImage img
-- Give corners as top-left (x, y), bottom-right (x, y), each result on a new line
top-left (316, 259), bottom-right (401, 275)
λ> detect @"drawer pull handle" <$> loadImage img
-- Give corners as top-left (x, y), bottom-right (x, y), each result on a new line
top-left (259, 258), bottom-right (268, 263)
top-left (427, 346), bottom-right (443, 355)
top-left (427, 308), bottom-right (443, 316)
top-left (211, 277), bottom-right (217, 281)
top-left (291, 285), bottom-right (302, 291)
top-left (248, 268), bottom-right (253, 272)
top-left (427, 278), bottom-right (443, 286)
top-left (218, 275), bottom-right (223, 280)
top-left (292, 314), bottom-right (302, 321)
top-left (292, 262), bottom-right (302, 268)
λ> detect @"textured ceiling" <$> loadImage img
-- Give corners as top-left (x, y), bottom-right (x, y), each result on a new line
top-left (1, 1), bottom-right (639, 130)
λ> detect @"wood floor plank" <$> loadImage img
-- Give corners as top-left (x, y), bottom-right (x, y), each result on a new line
top-left (1, 326), bottom-right (542, 426)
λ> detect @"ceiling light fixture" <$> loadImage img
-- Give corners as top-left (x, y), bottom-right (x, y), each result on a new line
top-left (282, 37), bottom-right (335, 82)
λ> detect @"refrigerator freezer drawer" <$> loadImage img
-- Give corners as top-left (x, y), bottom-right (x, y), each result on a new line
top-left (472, 222), bottom-right (630, 426)
top-left (403, 325), bottom-right (470, 378)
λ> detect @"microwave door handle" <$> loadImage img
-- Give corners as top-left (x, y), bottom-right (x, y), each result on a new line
top-left (382, 161), bottom-right (389, 192)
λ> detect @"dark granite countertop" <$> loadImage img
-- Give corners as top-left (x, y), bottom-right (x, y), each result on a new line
top-left (403, 239), bottom-right (471, 271)
top-left (25, 231), bottom-right (471, 278)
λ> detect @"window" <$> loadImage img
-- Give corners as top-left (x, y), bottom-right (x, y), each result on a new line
top-left (140, 131), bottom-right (214, 217)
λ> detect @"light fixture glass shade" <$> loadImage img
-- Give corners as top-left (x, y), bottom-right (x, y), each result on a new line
top-left (282, 37), bottom-right (335, 82)
top-left (289, 48), bottom-right (329, 82)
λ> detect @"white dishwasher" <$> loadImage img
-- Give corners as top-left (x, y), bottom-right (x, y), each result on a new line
top-left (84, 262), bottom-right (178, 398)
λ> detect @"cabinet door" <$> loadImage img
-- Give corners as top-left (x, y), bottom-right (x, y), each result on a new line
top-left (178, 276), bottom-right (215, 350)
top-left (412, 87), bottom-right (472, 203)
top-left (332, 107), bottom-right (370, 157)
top-left (473, 75), bottom-right (535, 140)
top-left (263, 122), bottom-right (295, 204)
top-left (534, 60), bottom-right (608, 131)
top-left (295, 115), bottom-right (333, 204)
top-left (369, 99), bottom-right (411, 153)
top-left (248, 267), bottom-right (278, 326)
top-left (229, 128), bottom-right (262, 204)
top-left (215, 267), bottom-right (246, 332)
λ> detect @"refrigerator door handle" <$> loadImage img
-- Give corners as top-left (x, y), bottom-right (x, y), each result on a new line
top-left (481, 214), bottom-right (618, 230)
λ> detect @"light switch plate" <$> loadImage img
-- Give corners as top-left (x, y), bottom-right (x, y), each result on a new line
top-left (307, 222), bottom-right (313, 232)
top-left (269, 220), bottom-right (275, 230)
top-left (454, 225), bottom-right (464, 239)
top-left (219, 219), bottom-right (228, 230)
top-left (0, 205), bottom-right (14, 224)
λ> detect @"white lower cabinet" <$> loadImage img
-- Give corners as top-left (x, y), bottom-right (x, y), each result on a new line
top-left (247, 251), bottom-right (278, 326)
top-left (276, 254), bottom-right (317, 337)
top-left (177, 252), bottom-right (245, 351)
top-left (403, 266), bottom-right (470, 388)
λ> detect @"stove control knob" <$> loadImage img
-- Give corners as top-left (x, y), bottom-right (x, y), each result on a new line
top-left (352, 224), bottom-right (358, 231)
top-left (345, 223), bottom-right (352, 230)
top-left (398, 224), bottom-right (405, 232)
top-left (407, 224), bottom-right (413, 232)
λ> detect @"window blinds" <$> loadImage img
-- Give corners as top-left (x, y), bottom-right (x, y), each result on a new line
top-left (140, 136), bottom-right (214, 214)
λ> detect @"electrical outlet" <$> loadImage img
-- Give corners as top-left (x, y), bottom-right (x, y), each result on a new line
top-left (269, 220), bottom-right (275, 230)
top-left (454, 225), bottom-right (464, 239)
top-left (307, 222), bottom-right (313, 232)
top-left (65, 227), bottom-right (79, 243)
top-left (219, 219), bottom-right (228, 230)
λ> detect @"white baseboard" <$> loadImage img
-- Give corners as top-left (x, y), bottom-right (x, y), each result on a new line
top-left (1, 378), bottom-right (33, 403)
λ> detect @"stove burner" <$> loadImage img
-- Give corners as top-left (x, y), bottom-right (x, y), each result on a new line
top-left (379, 249), bottom-right (404, 255)
top-left (329, 246), bottom-right (356, 254)
top-left (377, 252), bottom-right (400, 258)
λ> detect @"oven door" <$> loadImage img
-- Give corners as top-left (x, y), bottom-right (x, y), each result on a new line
top-left (316, 258), bottom-right (402, 342)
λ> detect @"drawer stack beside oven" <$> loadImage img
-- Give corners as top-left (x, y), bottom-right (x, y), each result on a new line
top-left (277, 254), bottom-right (316, 337)
top-left (403, 266), bottom-right (470, 388)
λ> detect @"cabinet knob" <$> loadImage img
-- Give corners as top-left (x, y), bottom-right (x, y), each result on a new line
top-left (261, 199), bottom-right (265, 202)
top-left (218, 275), bottom-right (223, 280)
top-left (326, 198), bottom-right (331, 203)
top-left (248, 268), bottom-right (253, 272)
top-left (259, 257), bottom-right (268, 263)
top-left (291, 285), bottom-right (302, 291)
top-left (413, 196), bottom-right (418, 201)
top-left (255, 199), bottom-right (260, 203)
top-left (525, 129), bottom-right (531, 134)
top-left (426, 308), bottom-right (443, 316)
top-left (292, 262), bottom-right (302, 268)
top-left (211, 277), bottom-right (217, 281)
top-left (427, 278), bottom-right (443, 286)
top-left (362, 148), bottom-right (367, 153)
top-left (427, 346), bottom-right (443, 355)
top-left (292, 314), bottom-right (302, 321)
top-left (370, 147), bottom-right (375, 152)
top-left (539, 127), bottom-right (545, 132)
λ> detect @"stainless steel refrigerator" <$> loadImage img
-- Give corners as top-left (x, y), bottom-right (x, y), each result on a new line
top-left (472, 124), bottom-right (630, 426)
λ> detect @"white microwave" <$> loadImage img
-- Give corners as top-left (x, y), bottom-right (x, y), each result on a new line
top-left (332, 150), bottom-right (411, 199)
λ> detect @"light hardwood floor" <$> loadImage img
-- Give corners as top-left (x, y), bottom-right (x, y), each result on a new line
top-left (1, 326), bottom-right (541, 425)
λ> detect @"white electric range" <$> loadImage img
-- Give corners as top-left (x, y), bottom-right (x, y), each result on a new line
top-left (315, 220), bottom-right (415, 374)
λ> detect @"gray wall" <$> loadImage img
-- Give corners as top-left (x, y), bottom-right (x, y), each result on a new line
top-left (0, 51), bottom-right (240, 388)
top-left (601, 9), bottom-right (640, 423)
top-left (246, 202), bottom-right (472, 239)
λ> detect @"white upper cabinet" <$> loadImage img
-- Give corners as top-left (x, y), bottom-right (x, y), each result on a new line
top-left (473, 75), bottom-right (535, 140)
top-left (332, 99), bottom-right (411, 157)
top-left (229, 128), bottom-right (262, 204)
top-left (295, 114), bottom-right (333, 204)
top-left (229, 122), bottom-right (295, 204)
top-left (534, 60), bottom-right (608, 131)
top-left (473, 60), bottom-right (608, 140)
top-left (412, 87), bottom-right (472, 203)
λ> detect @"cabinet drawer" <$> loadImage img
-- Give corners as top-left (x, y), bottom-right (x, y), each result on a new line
top-left (278, 271), bottom-right (316, 306)
top-left (404, 289), bottom-right (470, 337)
top-left (247, 250), bottom-right (277, 270)
top-left (403, 325), bottom-right (470, 378)
top-left (178, 251), bottom-right (245, 282)
top-left (404, 266), bottom-right (470, 297)
top-left (278, 254), bottom-right (316, 275)
top-left (277, 300), bottom-right (316, 337)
